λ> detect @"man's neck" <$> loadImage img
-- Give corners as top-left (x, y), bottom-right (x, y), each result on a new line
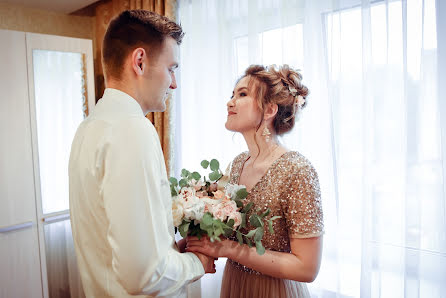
top-left (106, 79), bottom-right (148, 114)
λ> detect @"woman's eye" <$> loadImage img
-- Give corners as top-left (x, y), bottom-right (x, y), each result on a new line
top-left (240, 92), bottom-right (247, 97)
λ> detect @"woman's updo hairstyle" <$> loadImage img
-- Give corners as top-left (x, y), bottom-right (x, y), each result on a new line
top-left (244, 64), bottom-right (309, 135)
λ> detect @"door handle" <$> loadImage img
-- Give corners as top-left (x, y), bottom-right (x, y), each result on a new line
top-left (0, 221), bottom-right (34, 233)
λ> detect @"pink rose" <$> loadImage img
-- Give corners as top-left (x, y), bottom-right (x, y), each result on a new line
top-left (213, 208), bottom-right (226, 221)
top-left (213, 190), bottom-right (225, 200)
top-left (228, 212), bottom-right (242, 229)
top-left (209, 183), bottom-right (218, 192)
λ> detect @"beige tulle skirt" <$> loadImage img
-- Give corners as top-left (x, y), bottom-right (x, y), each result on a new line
top-left (220, 259), bottom-right (310, 298)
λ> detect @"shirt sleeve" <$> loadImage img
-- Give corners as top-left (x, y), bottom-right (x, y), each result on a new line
top-left (100, 117), bottom-right (204, 296)
top-left (282, 159), bottom-right (324, 239)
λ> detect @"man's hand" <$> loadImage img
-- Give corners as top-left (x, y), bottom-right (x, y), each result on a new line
top-left (177, 238), bottom-right (187, 253)
top-left (193, 252), bottom-right (216, 274)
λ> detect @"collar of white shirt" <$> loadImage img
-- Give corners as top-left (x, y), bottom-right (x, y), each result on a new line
top-left (96, 88), bottom-right (144, 117)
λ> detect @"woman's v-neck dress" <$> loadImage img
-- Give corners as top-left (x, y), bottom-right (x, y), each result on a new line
top-left (220, 151), bottom-right (324, 298)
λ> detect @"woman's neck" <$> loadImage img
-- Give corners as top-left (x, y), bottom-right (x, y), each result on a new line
top-left (242, 129), bottom-right (280, 162)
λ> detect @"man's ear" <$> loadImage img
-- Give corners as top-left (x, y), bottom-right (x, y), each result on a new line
top-left (264, 103), bottom-right (278, 121)
top-left (131, 47), bottom-right (146, 75)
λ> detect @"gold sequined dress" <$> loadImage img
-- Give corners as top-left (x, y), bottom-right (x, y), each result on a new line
top-left (220, 151), bottom-right (324, 298)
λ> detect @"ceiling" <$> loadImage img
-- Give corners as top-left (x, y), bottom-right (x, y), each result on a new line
top-left (1, 0), bottom-right (99, 14)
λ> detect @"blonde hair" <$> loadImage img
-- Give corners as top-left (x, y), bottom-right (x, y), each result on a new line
top-left (244, 64), bottom-right (309, 135)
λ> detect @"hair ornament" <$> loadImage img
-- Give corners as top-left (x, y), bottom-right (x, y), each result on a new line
top-left (288, 85), bottom-right (305, 108)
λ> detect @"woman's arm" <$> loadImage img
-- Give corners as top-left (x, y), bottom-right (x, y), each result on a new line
top-left (186, 235), bottom-right (322, 282)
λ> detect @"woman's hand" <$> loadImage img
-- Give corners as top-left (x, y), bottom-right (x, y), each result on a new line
top-left (185, 236), bottom-right (239, 259)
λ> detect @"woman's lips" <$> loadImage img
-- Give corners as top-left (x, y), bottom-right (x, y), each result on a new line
top-left (228, 111), bottom-right (236, 116)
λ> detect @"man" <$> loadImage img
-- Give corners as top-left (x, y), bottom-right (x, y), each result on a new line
top-left (69, 10), bottom-right (214, 297)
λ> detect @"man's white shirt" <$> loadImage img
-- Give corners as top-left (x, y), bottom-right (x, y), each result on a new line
top-left (69, 88), bottom-right (204, 297)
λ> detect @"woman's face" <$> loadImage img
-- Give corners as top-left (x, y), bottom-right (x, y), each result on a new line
top-left (225, 76), bottom-right (263, 133)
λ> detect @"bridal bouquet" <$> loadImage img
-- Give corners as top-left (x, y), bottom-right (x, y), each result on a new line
top-left (170, 159), bottom-right (280, 255)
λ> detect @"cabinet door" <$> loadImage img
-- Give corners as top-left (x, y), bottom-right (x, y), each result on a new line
top-left (0, 29), bottom-right (43, 298)
top-left (0, 30), bottom-right (37, 228)
top-left (0, 225), bottom-right (43, 298)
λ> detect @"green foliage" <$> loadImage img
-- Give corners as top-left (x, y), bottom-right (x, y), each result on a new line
top-left (254, 227), bottom-right (264, 242)
top-left (261, 209), bottom-right (271, 218)
top-left (240, 213), bottom-right (247, 228)
top-left (255, 241), bottom-right (265, 255)
top-left (179, 179), bottom-right (188, 188)
top-left (171, 158), bottom-right (283, 255)
top-left (234, 199), bottom-right (244, 208)
top-left (178, 220), bottom-right (190, 238)
top-left (170, 185), bottom-right (178, 197)
top-left (210, 159), bottom-right (220, 171)
top-left (236, 231), bottom-right (243, 244)
top-left (201, 160), bottom-right (210, 169)
top-left (242, 202), bottom-right (253, 213)
top-left (181, 169), bottom-right (190, 178)
top-left (249, 214), bottom-right (263, 228)
top-left (169, 177), bottom-right (178, 187)
top-left (191, 172), bottom-right (201, 181)
top-left (236, 188), bottom-right (249, 200)
top-left (209, 171), bottom-right (222, 181)
top-left (268, 220), bottom-right (274, 234)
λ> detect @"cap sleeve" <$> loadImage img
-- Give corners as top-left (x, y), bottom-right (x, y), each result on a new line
top-left (282, 159), bottom-right (324, 238)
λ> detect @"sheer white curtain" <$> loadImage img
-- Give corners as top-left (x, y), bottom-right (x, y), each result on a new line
top-left (177, 0), bottom-right (446, 297)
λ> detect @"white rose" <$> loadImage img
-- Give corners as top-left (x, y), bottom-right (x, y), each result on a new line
top-left (183, 197), bottom-right (205, 221)
top-left (179, 187), bottom-right (196, 205)
top-left (172, 197), bottom-right (184, 227)
top-left (225, 183), bottom-right (246, 199)
top-left (201, 196), bottom-right (221, 214)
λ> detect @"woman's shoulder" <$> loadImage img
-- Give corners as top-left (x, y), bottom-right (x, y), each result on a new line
top-left (231, 151), bottom-right (249, 165)
top-left (278, 151), bottom-right (318, 177)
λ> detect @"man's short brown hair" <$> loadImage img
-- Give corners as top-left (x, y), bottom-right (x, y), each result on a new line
top-left (102, 10), bottom-right (184, 80)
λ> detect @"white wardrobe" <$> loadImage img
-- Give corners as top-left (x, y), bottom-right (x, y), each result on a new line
top-left (0, 29), bottom-right (95, 298)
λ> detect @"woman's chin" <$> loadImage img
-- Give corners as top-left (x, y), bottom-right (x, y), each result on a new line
top-left (225, 121), bottom-right (236, 131)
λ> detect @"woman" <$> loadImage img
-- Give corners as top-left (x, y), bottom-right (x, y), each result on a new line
top-left (186, 64), bottom-right (323, 298)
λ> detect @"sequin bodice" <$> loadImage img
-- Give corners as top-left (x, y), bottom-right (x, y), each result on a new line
top-left (227, 151), bottom-right (324, 273)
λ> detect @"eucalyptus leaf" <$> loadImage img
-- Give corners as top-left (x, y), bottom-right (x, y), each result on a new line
top-left (227, 219), bottom-right (235, 228)
top-left (261, 209), bottom-right (271, 218)
top-left (270, 216), bottom-right (282, 221)
top-left (268, 220), bottom-right (274, 234)
top-left (181, 169), bottom-right (190, 178)
top-left (191, 172), bottom-right (201, 181)
top-left (223, 227), bottom-right (233, 237)
top-left (169, 177), bottom-right (178, 187)
top-left (209, 171), bottom-right (222, 181)
top-left (236, 188), bottom-right (249, 200)
top-left (179, 221), bottom-right (190, 238)
top-left (255, 241), bottom-right (265, 255)
top-left (170, 185), bottom-right (178, 197)
top-left (236, 231), bottom-right (243, 244)
top-left (242, 202), bottom-right (253, 213)
top-left (249, 214), bottom-right (263, 228)
top-left (179, 179), bottom-right (188, 188)
top-left (254, 227), bottom-right (264, 242)
top-left (246, 229), bottom-right (257, 238)
top-left (246, 237), bottom-right (252, 248)
top-left (201, 213), bottom-right (213, 226)
top-left (210, 159), bottom-right (220, 171)
top-left (201, 160), bottom-right (210, 169)
top-left (235, 199), bottom-right (244, 208)
top-left (240, 213), bottom-right (247, 228)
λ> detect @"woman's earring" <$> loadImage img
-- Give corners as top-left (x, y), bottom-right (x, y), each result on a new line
top-left (262, 127), bottom-right (271, 142)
